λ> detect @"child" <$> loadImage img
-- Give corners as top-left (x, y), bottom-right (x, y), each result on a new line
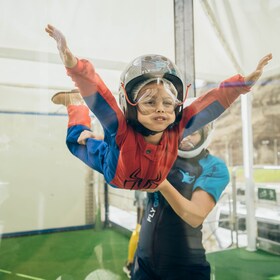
top-left (45, 24), bottom-right (272, 190)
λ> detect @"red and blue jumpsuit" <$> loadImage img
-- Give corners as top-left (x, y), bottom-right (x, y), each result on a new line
top-left (65, 59), bottom-right (250, 190)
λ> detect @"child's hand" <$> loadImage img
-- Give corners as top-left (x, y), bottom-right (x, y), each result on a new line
top-left (244, 53), bottom-right (272, 87)
top-left (77, 130), bottom-right (103, 145)
top-left (45, 24), bottom-right (77, 68)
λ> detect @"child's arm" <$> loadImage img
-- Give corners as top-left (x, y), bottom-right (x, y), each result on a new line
top-left (45, 24), bottom-right (77, 68)
top-left (45, 24), bottom-right (99, 96)
top-left (66, 125), bottom-right (106, 174)
top-left (180, 53), bottom-right (272, 135)
top-left (244, 53), bottom-right (272, 87)
top-left (45, 24), bottom-right (126, 138)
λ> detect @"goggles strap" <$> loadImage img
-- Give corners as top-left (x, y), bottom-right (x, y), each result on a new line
top-left (121, 82), bottom-right (138, 107)
top-left (176, 83), bottom-right (191, 106)
top-left (121, 82), bottom-right (191, 108)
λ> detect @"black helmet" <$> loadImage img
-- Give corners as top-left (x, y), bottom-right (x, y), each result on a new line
top-left (119, 54), bottom-right (186, 136)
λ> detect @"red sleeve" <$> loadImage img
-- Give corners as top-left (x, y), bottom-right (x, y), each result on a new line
top-left (179, 74), bottom-right (251, 134)
top-left (190, 74), bottom-right (251, 114)
top-left (67, 105), bottom-right (91, 128)
top-left (216, 74), bottom-right (251, 108)
top-left (66, 59), bottom-right (109, 98)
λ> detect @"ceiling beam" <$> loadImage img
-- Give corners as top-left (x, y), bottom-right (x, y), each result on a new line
top-left (0, 47), bottom-right (126, 71)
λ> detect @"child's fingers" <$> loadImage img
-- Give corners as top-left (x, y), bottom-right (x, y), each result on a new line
top-left (47, 24), bottom-right (54, 30)
top-left (266, 53), bottom-right (272, 59)
top-left (45, 24), bottom-right (61, 39)
top-left (45, 27), bottom-right (52, 35)
top-left (77, 130), bottom-right (96, 145)
top-left (261, 53), bottom-right (272, 64)
top-left (45, 24), bottom-right (54, 32)
top-left (257, 53), bottom-right (272, 70)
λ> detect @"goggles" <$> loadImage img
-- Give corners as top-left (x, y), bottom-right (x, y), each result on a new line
top-left (121, 81), bottom-right (191, 115)
top-left (136, 87), bottom-right (180, 115)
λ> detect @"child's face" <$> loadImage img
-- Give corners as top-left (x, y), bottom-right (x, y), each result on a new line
top-left (136, 83), bottom-right (176, 132)
top-left (179, 130), bottom-right (202, 151)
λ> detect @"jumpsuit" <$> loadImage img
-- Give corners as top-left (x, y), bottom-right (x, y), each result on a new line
top-left (65, 59), bottom-right (249, 189)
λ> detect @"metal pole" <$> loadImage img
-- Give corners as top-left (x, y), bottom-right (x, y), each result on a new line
top-left (94, 171), bottom-right (102, 231)
top-left (231, 166), bottom-right (239, 247)
top-left (104, 182), bottom-right (109, 228)
top-left (241, 93), bottom-right (257, 251)
top-left (274, 139), bottom-right (278, 165)
top-left (85, 168), bottom-right (94, 225)
top-left (174, 0), bottom-right (196, 97)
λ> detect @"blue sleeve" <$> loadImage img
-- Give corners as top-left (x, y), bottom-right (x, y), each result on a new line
top-left (66, 125), bottom-right (107, 174)
top-left (180, 74), bottom-right (248, 137)
top-left (182, 101), bottom-right (225, 137)
top-left (193, 155), bottom-right (230, 202)
top-left (67, 59), bottom-right (126, 138)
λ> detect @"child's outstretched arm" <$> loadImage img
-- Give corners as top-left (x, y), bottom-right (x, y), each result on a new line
top-left (46, 24), bottom-right (125, 139)
top-left (179, 53), bottom-right (272, 135)
top-left (244, 53), bottom-right (272, 87)
top-left (45, 24), bottom-right (77, 68)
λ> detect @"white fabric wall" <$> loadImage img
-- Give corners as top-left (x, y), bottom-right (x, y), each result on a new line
top-left (0, 0), bottom-right (175, 234)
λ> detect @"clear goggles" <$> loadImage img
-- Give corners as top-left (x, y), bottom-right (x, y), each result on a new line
top-left (121, 81), bottom-right (190, 115)
top-left (137, 84), bottom-right (180, 114)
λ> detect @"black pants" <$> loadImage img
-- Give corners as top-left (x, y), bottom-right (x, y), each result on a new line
top-left (131, 254), bottom-right (211, 280)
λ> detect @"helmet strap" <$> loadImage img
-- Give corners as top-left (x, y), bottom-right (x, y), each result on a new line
top-left (128, 119), bottom-right (165, 136)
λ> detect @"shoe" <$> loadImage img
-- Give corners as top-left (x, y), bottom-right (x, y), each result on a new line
top-left (51, 89), bottom-right (85, 106)
top-left (123, 262), bottom-right (132, 279)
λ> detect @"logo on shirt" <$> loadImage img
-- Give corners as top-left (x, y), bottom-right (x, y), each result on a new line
top-left (179, 170), bottom-right (195, 184)
top-left (147, 192), bottom-right (159, 223)
top-left (124, 168), bottom-right (161, 190)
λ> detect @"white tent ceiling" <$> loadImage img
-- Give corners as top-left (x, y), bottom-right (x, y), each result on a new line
top-left (1, 0), bottom-right (279, 93)
top-left (194, 0), bottom-right (280, 80)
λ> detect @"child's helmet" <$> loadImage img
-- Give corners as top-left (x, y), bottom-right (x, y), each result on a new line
top-left (178, 97), bottom-right (215, 159)
top-left (119, 54), bottom-right (186, 135)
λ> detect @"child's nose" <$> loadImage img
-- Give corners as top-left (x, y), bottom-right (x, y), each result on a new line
top-left (155, 101), bottom-right (165, 112)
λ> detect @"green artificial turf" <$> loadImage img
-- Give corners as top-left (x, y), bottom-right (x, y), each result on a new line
top-left (1, 229), bottom-right (280, 280)
top-left (0, 228), bottom-right (129, 280)
top-left (207, 247), bottom-right (280, 280)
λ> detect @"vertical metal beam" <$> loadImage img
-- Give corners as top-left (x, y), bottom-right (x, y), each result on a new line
top-left (200, 0), bottom-right (257, 251)
top-left (85, 168), bottom-right (94, 225)
top-left (241, 93), bottom-right (257, 251)
top-left (174, 0), bottom-right (196, 97)
top-left (104, 182), bottom-right (109, 228)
